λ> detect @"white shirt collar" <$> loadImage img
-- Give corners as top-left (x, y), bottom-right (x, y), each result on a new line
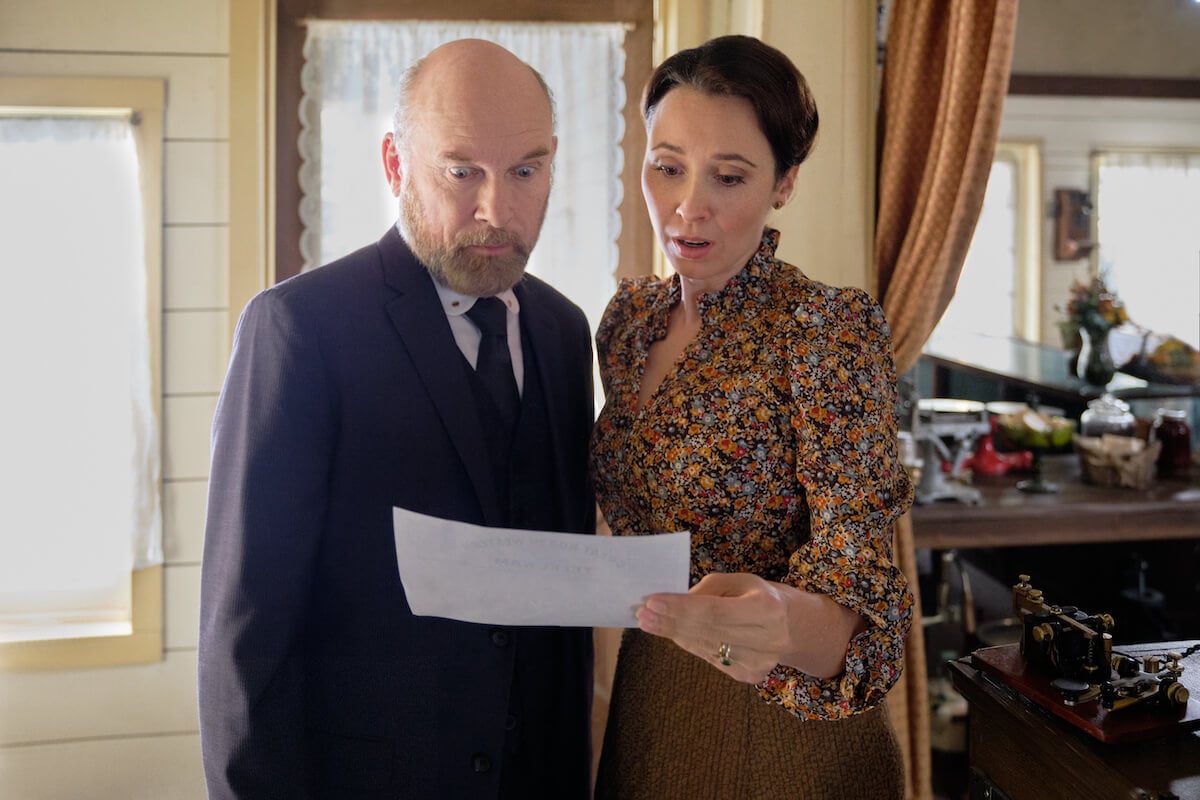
top-left (431, 280), bottom-right (521, 318)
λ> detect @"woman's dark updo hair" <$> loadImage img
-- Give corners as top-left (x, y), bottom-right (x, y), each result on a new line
top-left (643, 35), bottom-right (819, 181)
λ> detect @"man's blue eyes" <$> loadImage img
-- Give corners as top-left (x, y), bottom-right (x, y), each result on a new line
top-left (448, 167), bottom-right (537, 179)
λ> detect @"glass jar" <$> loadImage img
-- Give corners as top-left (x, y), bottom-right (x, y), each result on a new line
top-left (1152, 408), bottom-right (1193, 479)
top-left (1079, 393), bottom-right (1135, 438)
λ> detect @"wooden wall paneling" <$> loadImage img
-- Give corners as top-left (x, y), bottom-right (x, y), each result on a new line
top-left (0, 734), bottom-right (206, 798)
top-left (162, 480), bottom-right (208, 564)
top-left (163, 311), bottom-right (230, 396)
top-left (165, 141), bottom-right (230, 226)
top-left (164, 565), bottom-right (202, 651)
top-left (0, 1), bottom-right (227, 794)
top-left (162, 395), bottom-right (219, 481)
top-left (0, 651), bottom-right (199, 746)
top-left (0, 53), bottom-right (228, 141)
top-left (165, 226), bottom-right (229, 310)
top-left (0, 0), bottom-right (228, 54)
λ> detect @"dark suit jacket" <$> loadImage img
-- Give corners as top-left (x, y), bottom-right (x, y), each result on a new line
top-left (198, 228), bottom-right (596, 799)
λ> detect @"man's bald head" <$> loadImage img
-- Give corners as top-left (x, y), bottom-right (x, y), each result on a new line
top-left (380, 38), bottom-right (558, 297)
top-left (392, 39), bottom-right (555, 152)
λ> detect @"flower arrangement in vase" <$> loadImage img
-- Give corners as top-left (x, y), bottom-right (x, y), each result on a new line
top-left (1056, 275), bottom-right (1128, 386)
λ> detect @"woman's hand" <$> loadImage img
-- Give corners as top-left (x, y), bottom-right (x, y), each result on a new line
top-left (635, 572), bottom-right (863, 684)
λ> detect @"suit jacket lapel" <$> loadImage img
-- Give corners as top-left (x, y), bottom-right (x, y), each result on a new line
top-left (376, 228), bottom-right (505, 525)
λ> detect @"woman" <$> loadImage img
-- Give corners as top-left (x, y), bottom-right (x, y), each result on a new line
top-left (591, 36), bottom-right (914, 799)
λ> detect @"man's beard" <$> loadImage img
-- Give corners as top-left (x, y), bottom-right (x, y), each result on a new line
top-left (400, 180), bottom-right (544, 297)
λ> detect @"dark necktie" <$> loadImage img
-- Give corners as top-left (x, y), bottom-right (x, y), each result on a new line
top-left (466, 296), bottom-right (521, 430)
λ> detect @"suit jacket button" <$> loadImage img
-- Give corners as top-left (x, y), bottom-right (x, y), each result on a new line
top-left (490, 630), bottom-right (510, 647)
top-left (472, 753), bottom-right (492, 773)
top-left (504, 714), bottom-right (518, 731)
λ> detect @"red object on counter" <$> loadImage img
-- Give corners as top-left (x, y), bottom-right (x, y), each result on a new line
top-left (967, 434), bottom-right (1033, 476)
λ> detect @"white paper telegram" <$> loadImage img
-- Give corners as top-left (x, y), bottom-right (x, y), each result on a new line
top-left (392, 506), bottom-right (691, 628)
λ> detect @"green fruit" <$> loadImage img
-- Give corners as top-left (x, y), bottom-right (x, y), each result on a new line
top-left (1050, 425), bottom-right (1073, 448)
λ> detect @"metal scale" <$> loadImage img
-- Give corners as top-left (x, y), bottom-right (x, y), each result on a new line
top-left (913, 398), bottom-right (991, 505)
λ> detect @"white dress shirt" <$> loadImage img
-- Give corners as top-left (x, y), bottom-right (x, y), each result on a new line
top-left (431, 280), bottom-right (525, 395)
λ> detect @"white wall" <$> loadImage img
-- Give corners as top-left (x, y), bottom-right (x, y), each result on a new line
top-left (0, 1), bottom-right (229, 797)
top-left (763, 1), bottom-right (876, 292)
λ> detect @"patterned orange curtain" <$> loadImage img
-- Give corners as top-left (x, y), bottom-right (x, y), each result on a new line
top-left (873, 2), bottom-right (1019, 799)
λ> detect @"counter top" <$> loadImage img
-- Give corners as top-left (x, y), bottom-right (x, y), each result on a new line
top-left (909, 454), bottom-right (1200, 550)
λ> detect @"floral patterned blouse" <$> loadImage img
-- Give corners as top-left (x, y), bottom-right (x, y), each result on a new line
top-left (590, 228), bottom-right (914, 720)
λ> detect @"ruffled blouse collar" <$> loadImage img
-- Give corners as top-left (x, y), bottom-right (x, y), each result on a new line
top-left (660, 227), bottom-right (781, 319)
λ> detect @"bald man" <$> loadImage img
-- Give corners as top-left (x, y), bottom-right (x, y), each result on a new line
top-left (199, 40), bottom-right (595, 799)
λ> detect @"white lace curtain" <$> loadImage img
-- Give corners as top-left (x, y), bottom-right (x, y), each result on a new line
top-left (299, 20), bottom-right (626, 334)
top-left (1096, 150), bottom-right (1200, 349)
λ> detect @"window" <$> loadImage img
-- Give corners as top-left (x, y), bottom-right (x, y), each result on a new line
top-left (298, 20), bottom-right (628, 336)
top-left (270, 0), bottom-right (655, 295)
top-left (933, 141), bottom-right (1042, 341)
top-left (0, 77), bottom-right (163, 669)
top-left (1094, 149), bottom-right (1200, 349)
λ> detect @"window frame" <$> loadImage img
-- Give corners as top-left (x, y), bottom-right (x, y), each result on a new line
top-left (0, 76), bottom-right (164, 671)
top-left (934, 140), bottom-right (1042, 343)
top-left (1001, 140), bottom-right (1043, 342)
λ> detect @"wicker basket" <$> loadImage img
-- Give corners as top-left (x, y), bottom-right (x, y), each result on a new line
top-left (1073, 434), bottom-right (1161, 489)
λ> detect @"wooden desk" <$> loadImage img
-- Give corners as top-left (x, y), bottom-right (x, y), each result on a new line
top-left (948, 641), bottom-right (1200, 800)
top-left (910, 455), bottom-right (1200, 550)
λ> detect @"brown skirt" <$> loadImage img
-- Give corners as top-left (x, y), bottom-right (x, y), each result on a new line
top-left (594, 629), bottom-right (905, 800)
